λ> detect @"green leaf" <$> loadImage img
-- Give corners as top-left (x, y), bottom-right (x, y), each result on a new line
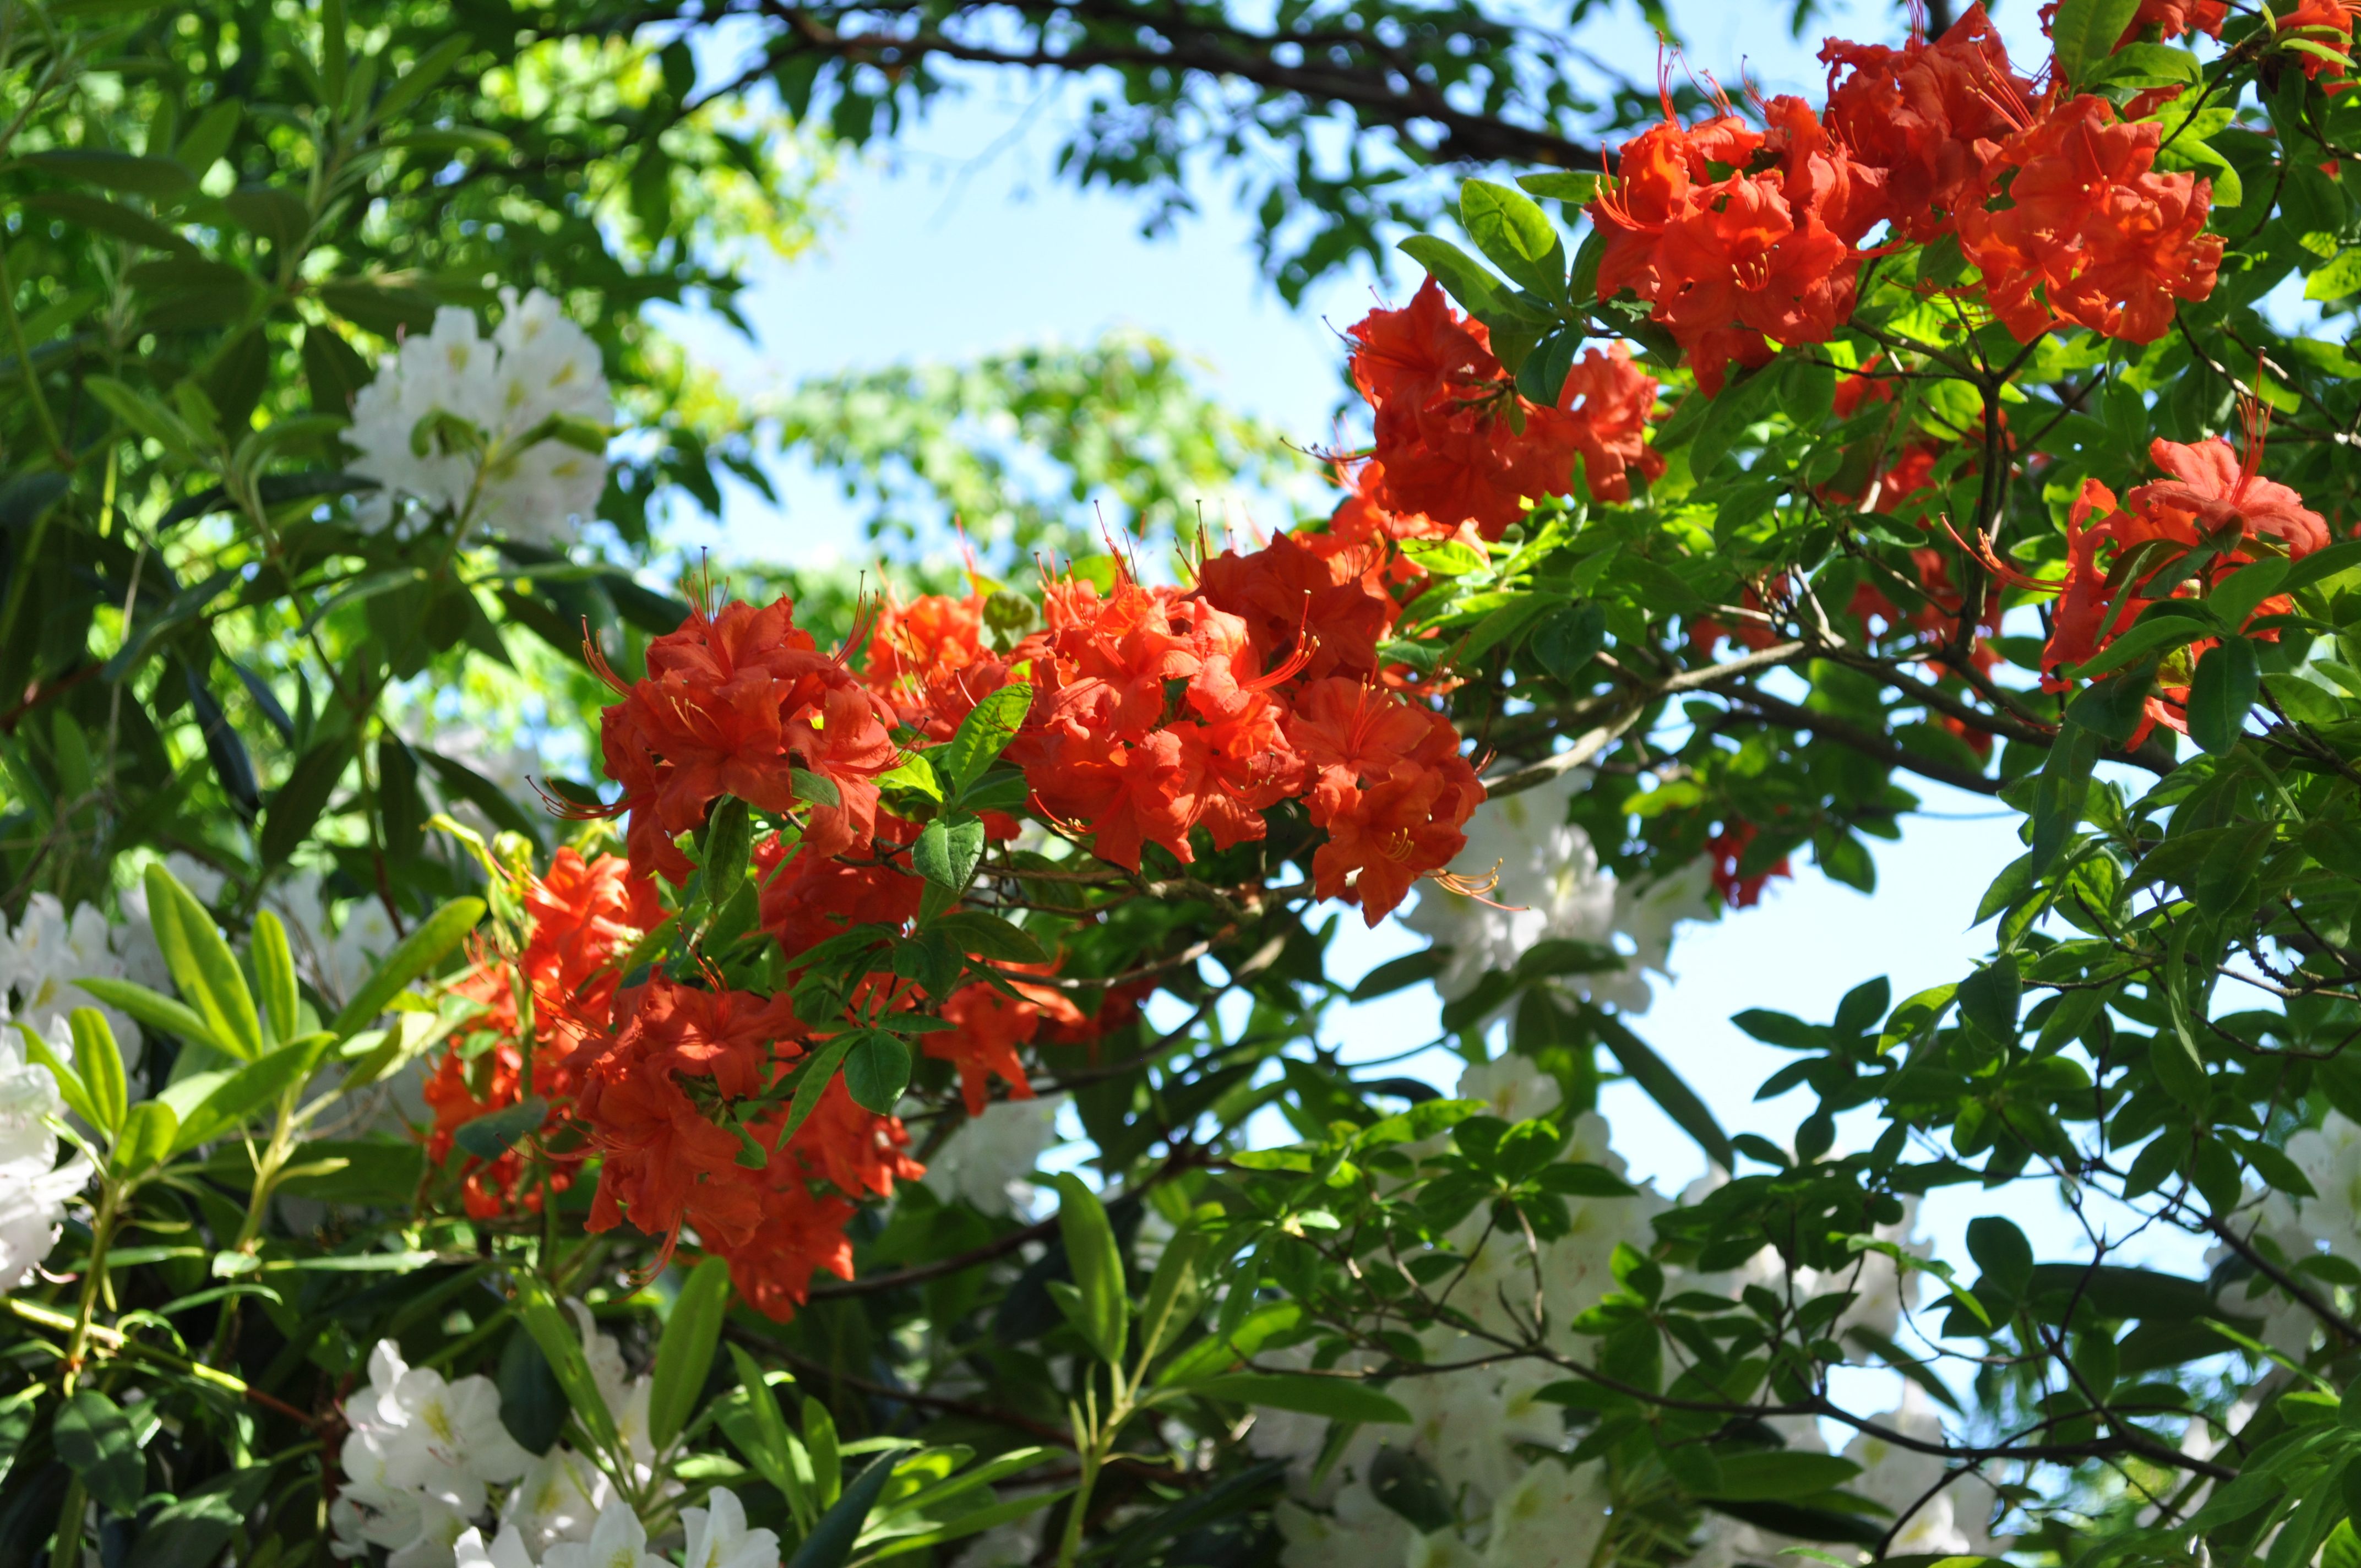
top-left (703, 797), bottom-right (753, 913)
top-left (780, 1033), bottom-right (858, 1147)
top-left (330, 897), bottom-right (485, 1038)
top-left (723, 1346), bottom-right (814, 1529)
top-left (144, 863), bottom-right (264, 1060)
top-left (1517, 171), bottom-right (1602, 205)
top-left (2089, 41), bottom-right (2204, 88)
top-left (367, 34), bottom-right (474, 128)
top-left (1532, 602), bottom-right (1607, 681)
top-left (2050, 0), bottom-right (2143, 85)
top-left (1190, 1373), bottom-right (1411, 1425)
top-left (497, 1326), bottom-right (567, 1456)
top-left (74, 979), bottom-right (222, 1055)
top-left (2187, 637), bottom-right (2259, 754)
top-left (874, 753), bottom-right (943, 803)
top-left (842, 1031), bottom-right (911, 1114)
top-left (514, 1277), bottom-right (622, 1458)
top-left (1461, 178), bottom-right (1565, 298)
top-left (941, 683), bottom-right (1033, 798)
top-left (67, 1008), bottom-right (127, 1133)
top-left (786, 1453), bottom-right (900, 1568)
top-left (1400, 538), bottom-right (1486, 576)
top-left (1397, 236), bottom-right (1504, 317)
top-left (26, 149), bottom-right (196, 199)
top-left (1136, 1213), bottom-right (1209, 1368)
top-left (250, 910), bottom-right (300, 1047)
top-left (1149, 1303), bottom-right (1297, 1390)
top-left (648, 1256), bottom-right (732, 1452)
top-left (1349, 949), bottom-right (1447, 1002)
top-left (21, 193), bottom-right (189, 253)
top-left (788, 767), bottom-right (841, 809)
top-left (260, 738), bottom-right (350, 866)
top-left (109, 1098), bottom-right (179, 1182)
top-left (1702, 1451), bottom-right (1863, 1501)
top-left (911, 816), bottom-right (987, 892)
top-left (1966, 1216), bottom-right (2035, 1297)
top-left (2064, 616), bottom-right (2206, 684)
top-left (84, 375), bottom-right (206, 461)
top-left (927, 910), bottom-right (1049, 964)
top-left (1052, 1172), bottom-right (1129, 1367)
top-left (54, 1390), bottom-right (144, 1515)
top-left (1957, 954), bottom-right (2021, 1041)
top-left (2211, 558), bottom-right (2291, 629)
top-left (450, 1097), bottom-right (548, 1161)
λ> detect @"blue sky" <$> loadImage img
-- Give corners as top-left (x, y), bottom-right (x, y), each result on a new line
top-left (655, 0), bottom-right (2189, 1274)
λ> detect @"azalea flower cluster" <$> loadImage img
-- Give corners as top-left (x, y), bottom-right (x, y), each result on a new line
top-left (1586, 5), bottom-right (2220, 394)
top-left (572, 976), bottom-right (924, 1320)
top-left (423, 848), bottom-right (660, 1218)
top-left (599, 543), bottom-right (1483, 933)
top-left (1348, 281), bottom-right (1666, 536)
top-left (1980, 427), bottom-right (2331, 741)
top-left (1008, 559), bottom-right (1483, 922)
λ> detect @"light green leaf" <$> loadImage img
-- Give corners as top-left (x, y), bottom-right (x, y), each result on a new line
top-left (941, 682), bottom-right (1033, 798)
top-left (110, 1099), bottom-right (179, 1181)
top-left (330, 897), bottom-right (484, 1038)
top-left (250, 909), bottom-right (301, 1047)
top-left (1396, 235), bottom-right (1504, 317)
top-left (1461, 178), bottom-right (1565, 298)
top-left (911, 816), bottom-right (987, 892)
top-left (144, 864), bottom-right (264, 1061)
top-left (1051, 1173), bottom-right (1128, 1368)
top-left (67, 1008), bottom-right (127, 1133)
top-left (2050, 0), bottom-right (2142, 85)
top-left (169, 1032), bottom-right (337, 1155)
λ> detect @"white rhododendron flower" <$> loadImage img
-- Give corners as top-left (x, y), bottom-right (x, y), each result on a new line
top-left (681, 1489), bottom-right (782, 1568)
top-left (540, 1499), bottom-right (668, 1568)
top-left (454, 1525), bottom-right (536, 1568)
top-left (0, 892), bottom-right (152, 1068)
top-left (0, 1048), bottom-right (86, 1288)
top-left (331, 1340), bottom-right (531, 1568)
top-left (923, 1096), bottom-right (1062, 1215)
top-left (1456, 1055), bottom-right (1561, 1125)
top-left (346, 288), bottom-right (610, 547)
top-left (1480, 1458), bottom-right (1614, 1567)
top-left (501, 1447), bottom-right (614, 1561)
top-left (1401, 770), bottom-right (1712, 1017)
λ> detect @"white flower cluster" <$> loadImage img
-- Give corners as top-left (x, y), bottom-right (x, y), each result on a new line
top-left (923, 1097), bottom-right (1063, 1217)
top-left (331, 1304), bottom-right (749, 1568)
top-left (1265, 1057), bottom-right (1998, 1568)
top-left (334, 1339), bottom-right (533, 1567)
top-left (457, 1488), bottom-right (776, 1568)
top-left (0, 890), bottom-right (169, 1070)
top-left (346, 288), bottom-right (611, 548)
top-left (0, 1048), bottom-right (89, 1288)
top-left (1401, 771), bottom-right (1713, 1019)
